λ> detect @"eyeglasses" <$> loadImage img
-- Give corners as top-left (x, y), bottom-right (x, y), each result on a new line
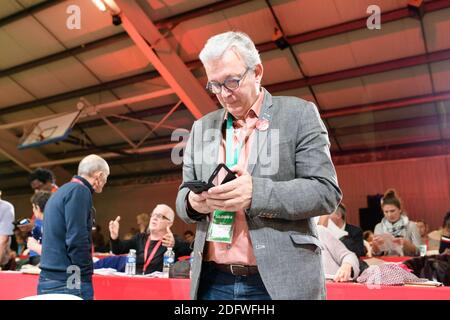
top-left (151, 213), bottom-right (171, 221)
top-left (206, 67), bottom-right (251, 94)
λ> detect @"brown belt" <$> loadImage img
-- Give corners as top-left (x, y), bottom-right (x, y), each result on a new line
top-left (208, 262), bottom-right (259, 276)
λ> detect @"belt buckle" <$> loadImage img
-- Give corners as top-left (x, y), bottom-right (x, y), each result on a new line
top-left (230, 264), bottom-right (246, 276)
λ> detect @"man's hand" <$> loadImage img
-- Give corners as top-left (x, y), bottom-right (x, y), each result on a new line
top-left (162, 226), bottom-right (175, 248)
top-left (205, 166), bottom-right (253, 212)
top-left (26, 237), bottom-right (42, 255)
top-left (109, 216), bottom-right (120, 240)
top-left (188, 191), bottom-right (212, 214)
top-left (334, 262), bottom-right (353, 282)
top-left (318, 215), bottom-right (329, 227)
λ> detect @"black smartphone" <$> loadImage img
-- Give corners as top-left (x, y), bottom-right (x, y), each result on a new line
top-left (181, 180), bottom-right (213, 194)
top-left (209, 163), bottom-right (237, 186)
top-left (182, 163), bottom-right (237, 194)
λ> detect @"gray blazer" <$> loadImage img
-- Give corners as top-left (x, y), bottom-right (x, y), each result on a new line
top-left (176, 89), bottom-right (342, 300)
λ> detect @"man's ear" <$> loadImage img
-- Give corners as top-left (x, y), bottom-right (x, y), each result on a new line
top-left (254, 64), bottom-right (264, 83)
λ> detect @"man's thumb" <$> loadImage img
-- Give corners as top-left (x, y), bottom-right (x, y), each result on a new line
top-left (231, 165), bottom-right (245, 176)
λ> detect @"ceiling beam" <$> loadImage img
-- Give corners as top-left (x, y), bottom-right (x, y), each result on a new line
top-left (77, 103), bottom-right (187, 128)
top-left (332, 139), bottom-right (450, 165)
top-left (331, 114), bottom-right (450, 136)
top-left (115, 0), bottom-right (216, 119)
top-left (0, 0), bottom-right (59, 28)
top-left (266, 47), bottom-right (450, 93)
top-left (0, 32), bottom-right (129, 78)
top-left (29, 141), bottom-right (184, 168)
top-left (2, 0), bottom-right (450, 117)
top-left (40, 135), bottom-right (175, 160)
top-left (322, 90), bottom-right (450, 119)
top-left (3, 41), bottom-right (450, 118)
top-left (0, 0), bottom-right (248, 77)
top-left (0, 149), bottom-right (174, 181)
top-left (4, 0), bottom-right (449, 80)
top-left (0, 70), bottom-right (162, 116)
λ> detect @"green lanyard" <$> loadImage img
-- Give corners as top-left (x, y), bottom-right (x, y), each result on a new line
top-left (225, 115), bottom-right (242, 167)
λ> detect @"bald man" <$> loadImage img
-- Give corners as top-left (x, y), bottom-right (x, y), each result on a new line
top-left (38, 154), bottom-right (110, 300)
top-left (109, 204), bottom-right (192, 275)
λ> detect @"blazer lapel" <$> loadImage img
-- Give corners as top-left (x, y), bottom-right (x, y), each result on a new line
top-left (202, 109), bottom-right (225, 180)
top-left (247, 89), bottom-right (274, 176)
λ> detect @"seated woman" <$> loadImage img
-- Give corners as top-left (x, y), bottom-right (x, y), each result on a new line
top-left (371, 189), bottom-right (420, 256)
top-left (317, 215), bottom-right (360, 282)
top-left (439, 212), bottom-right (450, 254)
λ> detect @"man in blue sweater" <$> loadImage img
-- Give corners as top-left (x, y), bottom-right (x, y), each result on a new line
top-left (38, 154), bottom-right (110, 300)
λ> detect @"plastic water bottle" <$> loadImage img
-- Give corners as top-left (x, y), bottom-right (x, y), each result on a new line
top-left (162, 247), bottom-right (175, 278)
top-left (419, 244), bottom-right (427, 256)
top-left (189, 251), bottom-right (194, 279)
top-left (125, 249), bottom-right (136, 275)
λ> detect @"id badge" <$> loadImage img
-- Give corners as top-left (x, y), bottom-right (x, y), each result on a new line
top-left (206, 210), bottom-right (235, 244)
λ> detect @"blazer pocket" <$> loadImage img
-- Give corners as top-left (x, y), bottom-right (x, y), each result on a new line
top-left (290, 233), bottom-right (323, 255)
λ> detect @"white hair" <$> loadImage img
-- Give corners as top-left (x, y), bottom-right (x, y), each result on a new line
top-left (199, 31), bottom-right (261, 69)
top-left (155, 204), bottom-right (175, 222)
top-left (77, 154), bottom-right (110, 177)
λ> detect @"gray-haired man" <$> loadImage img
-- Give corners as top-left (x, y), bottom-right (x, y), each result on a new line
top-left (176, 31), bottom-right (342, 300)
top-left (38, 155), bottom-right (110, 300)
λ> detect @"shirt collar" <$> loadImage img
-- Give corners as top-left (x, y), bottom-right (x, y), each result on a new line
top-left (223, 88), bottom-right (264, 122)
top-left (73, 175), bottom-right (95, 194)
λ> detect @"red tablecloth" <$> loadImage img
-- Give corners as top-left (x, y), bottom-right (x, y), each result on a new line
top-left (0, 272), bottom-right (190, 300)
top-left (326, 281), bottom-right (450, 300)
top-left (362, 256), bottom-right (411, 263)
top-left (1, 272), bottom-right (449, 300)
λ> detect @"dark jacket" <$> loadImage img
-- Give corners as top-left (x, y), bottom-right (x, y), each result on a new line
top-left (40, 176), bottom-right (94, 282)
top-left (404, 254), bottom-right (450, 286)
top-left (110, 233), bottom-right (191, 274)
top-left (340, 223), bottom-right (366, 257)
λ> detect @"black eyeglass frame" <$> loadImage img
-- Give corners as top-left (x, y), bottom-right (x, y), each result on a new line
top-left (206, 67), bottom-right (251, 94)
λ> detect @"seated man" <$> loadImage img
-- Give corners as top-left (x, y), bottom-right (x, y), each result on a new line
top-left (27, 191), bottom-right (52, 265)
top-left (363, 230), bottom-right (374, 257)
top-left (317, 215), bottom-right (360, 282)
top-left (109, 204), bottom-right (191, 274)
top-left (183, 230), bottom-right (195, 247)
top-left (329, 203), bottom-right (366, 257)
top-left (19, 169), bottom-right (59, 234)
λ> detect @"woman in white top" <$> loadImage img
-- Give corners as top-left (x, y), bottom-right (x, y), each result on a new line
top-left (317, 215), bottom-right (360, 282)
top-left (371, 189), bottom-right (421, 256)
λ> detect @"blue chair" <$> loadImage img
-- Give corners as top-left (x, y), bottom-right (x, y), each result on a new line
top-left (94, 255), bottom-right (127, 272)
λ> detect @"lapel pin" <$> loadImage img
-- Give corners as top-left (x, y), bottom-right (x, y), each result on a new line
top-left (256, 119), bottom-right (269, 131)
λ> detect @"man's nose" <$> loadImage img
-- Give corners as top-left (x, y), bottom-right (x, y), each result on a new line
top-left (220, 86), bottom-right (233, 98)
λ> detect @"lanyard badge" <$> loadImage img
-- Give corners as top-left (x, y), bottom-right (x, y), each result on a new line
top-left (206, 116), bottom-right (240, 244)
